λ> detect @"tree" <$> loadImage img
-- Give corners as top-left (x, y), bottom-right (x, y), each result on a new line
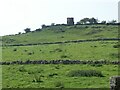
top-left (41, 24), bottom-right (46, 29)
top-left (89, 18), bottom-right (98, 24)
top-left (76, 22), bottom-right (80, 25)
top-left (79, 17), bottom-right (99, 24)
top-left (110, 20), bottom-right (117, 24)
top-left (51, 23), bottom-right (55, 26)
top-left (18, 32), bottom-right (21, 35)
top-left (80, 19), bottom-right (85, 24)
top-left (24, 28), bottom-right (31, 33)
top-left (101, 21), bottom-right (106, 24)
top-left (80, 18), bottom-right (90, 24)
top-left (35, 28), bottom-right (42, 32)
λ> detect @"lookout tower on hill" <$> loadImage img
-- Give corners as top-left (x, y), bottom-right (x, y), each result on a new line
top-left (67, 17), bottom-right (74, 25)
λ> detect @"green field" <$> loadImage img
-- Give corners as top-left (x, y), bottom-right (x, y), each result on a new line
top-left (2, 25), bottom-right (118, 45)
top-left (2, 65), bottom-right (118, 88)
top-left (2, 41), bottom-right (118, 61)
top-left (1, 25), bottom-right (119, 88)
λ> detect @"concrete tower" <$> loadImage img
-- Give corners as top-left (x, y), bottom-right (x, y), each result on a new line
top-left (67, 17), bottom-right (74, 25)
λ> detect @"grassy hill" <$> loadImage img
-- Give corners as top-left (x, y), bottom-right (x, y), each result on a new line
top-left (2, 25), bottom-right (118, 45)
top-left (1, 24), bottom-right (119, 88)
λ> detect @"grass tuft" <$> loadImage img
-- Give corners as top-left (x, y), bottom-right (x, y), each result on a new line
top-left (54, 81), bottom-right (64, 88)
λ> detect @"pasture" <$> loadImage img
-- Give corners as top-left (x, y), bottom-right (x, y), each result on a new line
top-left (2, 25), bottom-right (118, 45)
top-left (1, 25), bottom-right (119, 88)
top-left (2, 41), bottom-right (118, 61)
top-left (2, 64), bottom-right (118, 88)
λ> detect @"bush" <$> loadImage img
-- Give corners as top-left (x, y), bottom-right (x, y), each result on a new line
top-left (35, 28), bottom-right (42, 32)
top-left (13, 48), bottom-right (17, 51)
top-left (24, 28), bottom-right (31, 33)
top-left (61, 36), bottom-right (64, 38)
top-left (48, 73), bottom-right (58, 77)
top-left (32, 74), bottom-right (43, 83)
top-left (110, 53), bottom-right (120, 58)
top-left (27, 69), bottom-right (43, 74)
top-left (28, 70), bottom-right (42, 74)
top-left (18, 66), bottom-right (26, 72)
top-left (28, 52), bottom-right (34, 55)
top-left (55, 65), bottom-right (60, 69)
top-left (60, 55), bottom-right (68, 58)
top-left (113, 44), bottom-right (120, 48)
top-left (55, 48), bottom-right (62, 52)
top-left (50, 48), bottom-right (62, 53)
top-left (54, 81), bottom-right (64, 88)
top-left (67, 70), bottom-right (104, 77)
top-left (85, 26), bottom-right (88, 28)
top-left (24, 49), bottom-right (27, 52)
top-left (41, 24), bottom-right (46, 29)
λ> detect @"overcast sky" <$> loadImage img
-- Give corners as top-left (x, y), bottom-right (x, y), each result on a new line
top-left (0, 0), bottom-right (119, 36)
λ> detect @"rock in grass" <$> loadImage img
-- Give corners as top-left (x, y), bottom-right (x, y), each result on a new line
top-left (110, 76), bottom-right (120, 90)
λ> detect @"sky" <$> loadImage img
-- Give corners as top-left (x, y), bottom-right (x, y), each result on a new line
top-left (0, 0), bottom-right (119, 36)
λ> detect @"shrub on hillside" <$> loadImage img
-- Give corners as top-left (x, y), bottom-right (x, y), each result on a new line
top-left (110, 53), bottom-right (120, 58)
top-left (28, 52), bottom-right (34, 55)
top-left (50, 48), bottom-right (62, 53)
top-left (48, 73), bottom-right (58, 77)
top-left (67, 70), bottom-right (104, 77)
top-left (24, 49), bottom-right (28, 52)
top-left (60, 55), bottom-right (68, 58)
top-left (35, 28), bottom-right (42, 32)
top-left (32, 74), bottom-right (43, 83)
top-left (41, 24), bottom-right (46, 29)
top-left (54, 81), bottom-right (64, 88)
top-left (85, 26), bottom-right (89, 28)
top-left (113, 44), bottom-right (120, 48)
top-left (55, 48), bottom-right (62, 52)
top-left (61, 36), bottom-right (64, 38)
top-left (24, 28), bottom-right (31, 33)
top-left (18, 65), bottom-right (26, 72)
top-left (54, 65), bottom-right (60, 69)
top-left (13, 48), bottom-right (17, 51)
top-left (27, 69), bottom-right (43, 74)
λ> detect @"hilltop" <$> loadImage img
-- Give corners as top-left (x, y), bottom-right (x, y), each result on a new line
top-left (2, 24), bottom-right (118, 46)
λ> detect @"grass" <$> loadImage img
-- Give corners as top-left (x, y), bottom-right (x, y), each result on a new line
top-left (2, 41), bottom-right (118, 61)
top-left (2, 64), bottom-right (118, 88)
top-left (1, 24), bottom-right (119, 88)
top-left (2, 25), bottom-right (118, 45)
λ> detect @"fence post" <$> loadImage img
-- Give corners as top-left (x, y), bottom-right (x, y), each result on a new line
top-left (110, 76), bottom-right (120, 90)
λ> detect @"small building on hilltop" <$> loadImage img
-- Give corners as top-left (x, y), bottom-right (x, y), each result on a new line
top-left (67, 17), bottom-right (74, 25)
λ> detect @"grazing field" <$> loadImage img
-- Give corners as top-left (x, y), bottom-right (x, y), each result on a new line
top-left (2, 41), bottom-right (118, 61)
top-left (2, 65), bottom-right (118, 88)
top-left (1, 25), bottom-right (119, 88)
